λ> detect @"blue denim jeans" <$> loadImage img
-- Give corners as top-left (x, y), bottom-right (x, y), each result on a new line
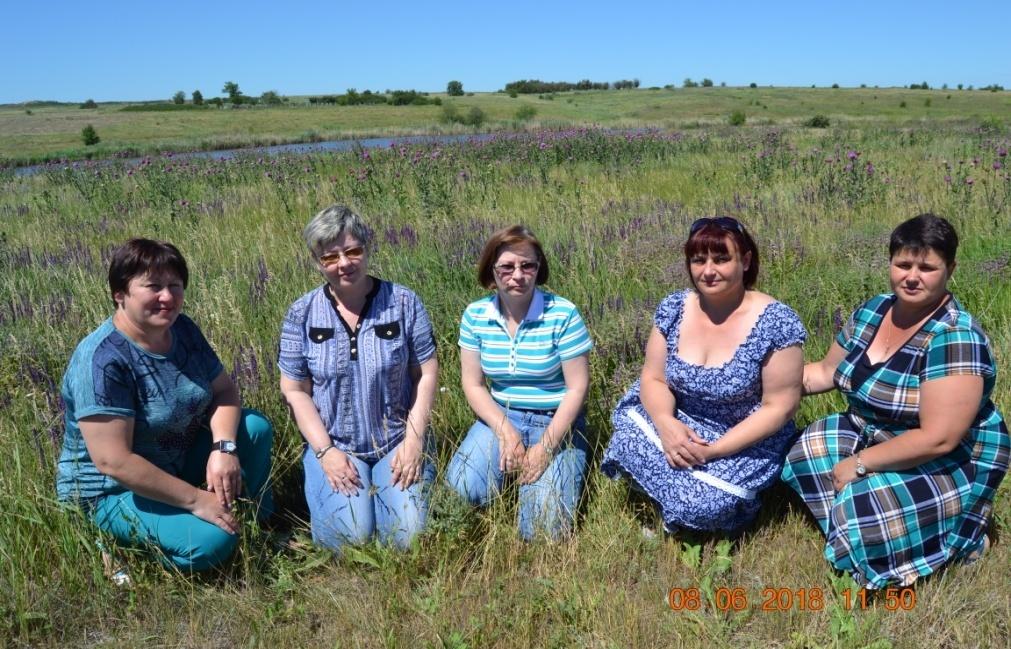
top-left (303, 439), bottom-right (435, 551)
top-left (446, 410), bottom-right (588, 541)
top-left (91, 409), bottom-right (275, 571)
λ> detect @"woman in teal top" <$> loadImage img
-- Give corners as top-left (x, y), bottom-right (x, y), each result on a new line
top-left (446, 225), bottom-right (593, 540)
top-left (782, 214), bottom-right (1009, 588)
top-left (57, 238), bottom-right (273, 571)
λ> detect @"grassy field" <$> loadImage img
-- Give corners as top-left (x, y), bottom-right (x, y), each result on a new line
top-left (1, 87), bottom-right (1009, 165)
top-left (1, 118), bottom-right (1009, 648)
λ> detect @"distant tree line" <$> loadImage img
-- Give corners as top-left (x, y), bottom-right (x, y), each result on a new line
top-left (308, 89), bottom-right (441, 106)
top-left (503, 79), bottom-right (613, 94)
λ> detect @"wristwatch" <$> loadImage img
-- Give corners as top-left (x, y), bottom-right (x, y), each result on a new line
top-left (854, 452), bottom-right (867, 478)
top-left (211, 440), bottom-right (238, 455)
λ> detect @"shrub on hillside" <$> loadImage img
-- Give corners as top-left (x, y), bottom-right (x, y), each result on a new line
top-left (728, 110), bottom-right (746, 126)
top-left (447, 80), bottom-right (464, 96)
top-left (81, 125), bottom-right (99, 146)
top-left (192, 90), bottom-right (203, 105)
top-left (515, 104), bottom-right (537, 121)
top-left (804, 114), bottom-right (831, 128)
top-left (441, 103), bottom-right (487, 126)
top-left (173, 91), bottom-right (185, 105)
top-left (79, 99), bottom-right (97, 109)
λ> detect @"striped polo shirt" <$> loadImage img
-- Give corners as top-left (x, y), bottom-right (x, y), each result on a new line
top-left (458, 289), bottom-right (592, 410)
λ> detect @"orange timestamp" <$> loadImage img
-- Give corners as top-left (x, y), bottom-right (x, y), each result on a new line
top-left (668, 587), bottom-right (916, 612)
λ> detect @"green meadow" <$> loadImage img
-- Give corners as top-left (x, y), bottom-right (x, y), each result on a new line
top-left (1, 104), bottom-right (1009, 647)
top-left (1, 86), bottom-right (1009, 165)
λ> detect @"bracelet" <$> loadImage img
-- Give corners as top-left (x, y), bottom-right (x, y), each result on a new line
top-left (315, 443), bottom-right (336, 460)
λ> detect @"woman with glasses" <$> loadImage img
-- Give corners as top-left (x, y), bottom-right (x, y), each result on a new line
top-left (782, 214), bottom-right (1007, 588)
top-left (601, 216), bottom-right (805, 533)
top-left (446, 225), bottom-right (593, 540)
top-left (279, 204), bottom-right (438, 551)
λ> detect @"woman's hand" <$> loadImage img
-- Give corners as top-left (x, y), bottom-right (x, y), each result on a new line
top-left (205, 449), bottom-right (242, 508)
top-left (498, 427), bottom-right (526, 473)
top-left (320, 448), bottom-right (363, 496)
top-left (191, 489), bottom-right (239, 534)
top-left (519, 442), bottom-right (552, 484)
top-left (391, 436), bottom-right (425, 490)
top-left (656, 417), bottom-right (709, 468)
top-left (831, 456), bottom-right (861, 492)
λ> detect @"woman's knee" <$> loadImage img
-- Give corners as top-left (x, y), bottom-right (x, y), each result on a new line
top-left (311, 511), bottom-right (375, 550)
top-left (167, 526), bottom-right (238, 572)
top-left (446, 424), bottom-right (499, 505)
top-left (240, 408), bottom-right (274, 449)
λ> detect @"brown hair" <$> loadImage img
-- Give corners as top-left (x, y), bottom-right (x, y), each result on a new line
top-left (476, 225), bottom-right (549, 289)
top-left (108, 238), bottom-right (189, 308)
top-left (683, 217), bottom-right (760, 289)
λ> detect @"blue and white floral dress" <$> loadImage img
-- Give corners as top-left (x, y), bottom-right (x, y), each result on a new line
top-left (601, 289), bottom-right (806, 531)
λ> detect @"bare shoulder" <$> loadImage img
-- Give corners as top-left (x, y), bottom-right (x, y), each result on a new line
top-left (747, 290), bottom-right (777, 309)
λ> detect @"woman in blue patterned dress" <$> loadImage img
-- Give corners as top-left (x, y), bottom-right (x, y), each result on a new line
top-left (279, 205), bottom-right (438, 551)
top-left (602, 216), bottom-right (806, 532)
top-left (782, 213), bottom-right (1009, 588)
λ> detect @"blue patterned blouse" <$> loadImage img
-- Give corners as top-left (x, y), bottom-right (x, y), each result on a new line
top-left (278, 279), bottom-right (436, 460)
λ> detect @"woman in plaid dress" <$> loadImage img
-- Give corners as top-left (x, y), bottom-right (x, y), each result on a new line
top-left (782, 213), bottom-right (1009, 589)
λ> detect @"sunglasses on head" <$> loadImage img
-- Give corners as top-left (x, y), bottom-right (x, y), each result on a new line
top-left (689, 217), bottom-right (744, 235)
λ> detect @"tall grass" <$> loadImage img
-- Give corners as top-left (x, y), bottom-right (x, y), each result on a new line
top-left (1, 125), bottom-right (1009, 647)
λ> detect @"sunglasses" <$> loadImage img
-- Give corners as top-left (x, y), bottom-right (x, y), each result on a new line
top-left (689, 217), bottom-right (744, 235)
top-left (319, 246), bottom-right (365, 266)
top-left (494, 261), bottom-right (540, 277)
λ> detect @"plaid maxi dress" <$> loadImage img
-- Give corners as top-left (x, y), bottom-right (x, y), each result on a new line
top-left (782, 294), bottom-right (1009, 589)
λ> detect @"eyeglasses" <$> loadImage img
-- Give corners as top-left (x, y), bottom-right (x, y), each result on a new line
top-left (318, 246), bottom-right (365, 266)
top-left (494, 261), bottom-right (540, 277)
top-left (689, 217), bottom-right (744, 235)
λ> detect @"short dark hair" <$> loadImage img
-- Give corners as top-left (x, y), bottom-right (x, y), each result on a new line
top-left (476, 225), bottom-right (549, 289)
top-left (683, 217), bottom-right (760, 289)
top-left (888, 213), bottom-right (958, 266)
top-left (108, 238), bottom-right (189, 308)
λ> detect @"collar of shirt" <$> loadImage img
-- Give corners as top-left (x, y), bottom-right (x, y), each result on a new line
top-left (481, 288), bottom-right (545, 328)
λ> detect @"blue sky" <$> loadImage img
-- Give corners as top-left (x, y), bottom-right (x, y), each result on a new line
top-left (2, 1), bottom-right (1008, 103)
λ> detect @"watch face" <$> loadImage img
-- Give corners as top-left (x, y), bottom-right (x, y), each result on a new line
top-left (855, 465), bottom-right (866, 477)
top-left (216, 440), bottom-right (238, 454)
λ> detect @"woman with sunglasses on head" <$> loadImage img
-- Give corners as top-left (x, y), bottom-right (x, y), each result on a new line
top-left (601, 216), bottom-right (805, 533)
top-left (279, 204), bottom-right (438, 551)
top-left (782, 214), bottom-right (1008, 589)
top-left (446, 225), bottom-right (593, 540)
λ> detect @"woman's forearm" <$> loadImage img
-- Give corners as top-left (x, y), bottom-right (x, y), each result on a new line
top-left (404, 359), bottom-right (438, 443)
top-left (280, 387), bottom-right (332, 452)
top-left (711, 402), bottom-right (797, 458)
top-left (640, 376), bottom-right (678, 428)
top-left (462, 383), bottom-right (514, 438)
top-left (860, 427), bottom-right (961, 472)
top-left (540, 386), bottom-right (586, 451)
top-left (207, 378), bottom-right (242, 443)
top-left (97, 453), bottom-right (203, 511)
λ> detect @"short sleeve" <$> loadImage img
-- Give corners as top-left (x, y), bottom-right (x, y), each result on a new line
top-left (769, 303), bottom-right (807, 351)
top-left (653, 291), bottom-right (685, 338)
top-left (834, 313), bottom-right (854, 349)
top-left (405, 291), bottom-right (436, 365)
top-left (557, 307), bottom-right (593, 361)
top-left (458, 304), bottom-right (481, 352)
top-left (69, 341), bottom-right (137, 419)
top-left (278, 301), bottom-right (309, 381)
top-left (921, 326), bottom-right (995, 382)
